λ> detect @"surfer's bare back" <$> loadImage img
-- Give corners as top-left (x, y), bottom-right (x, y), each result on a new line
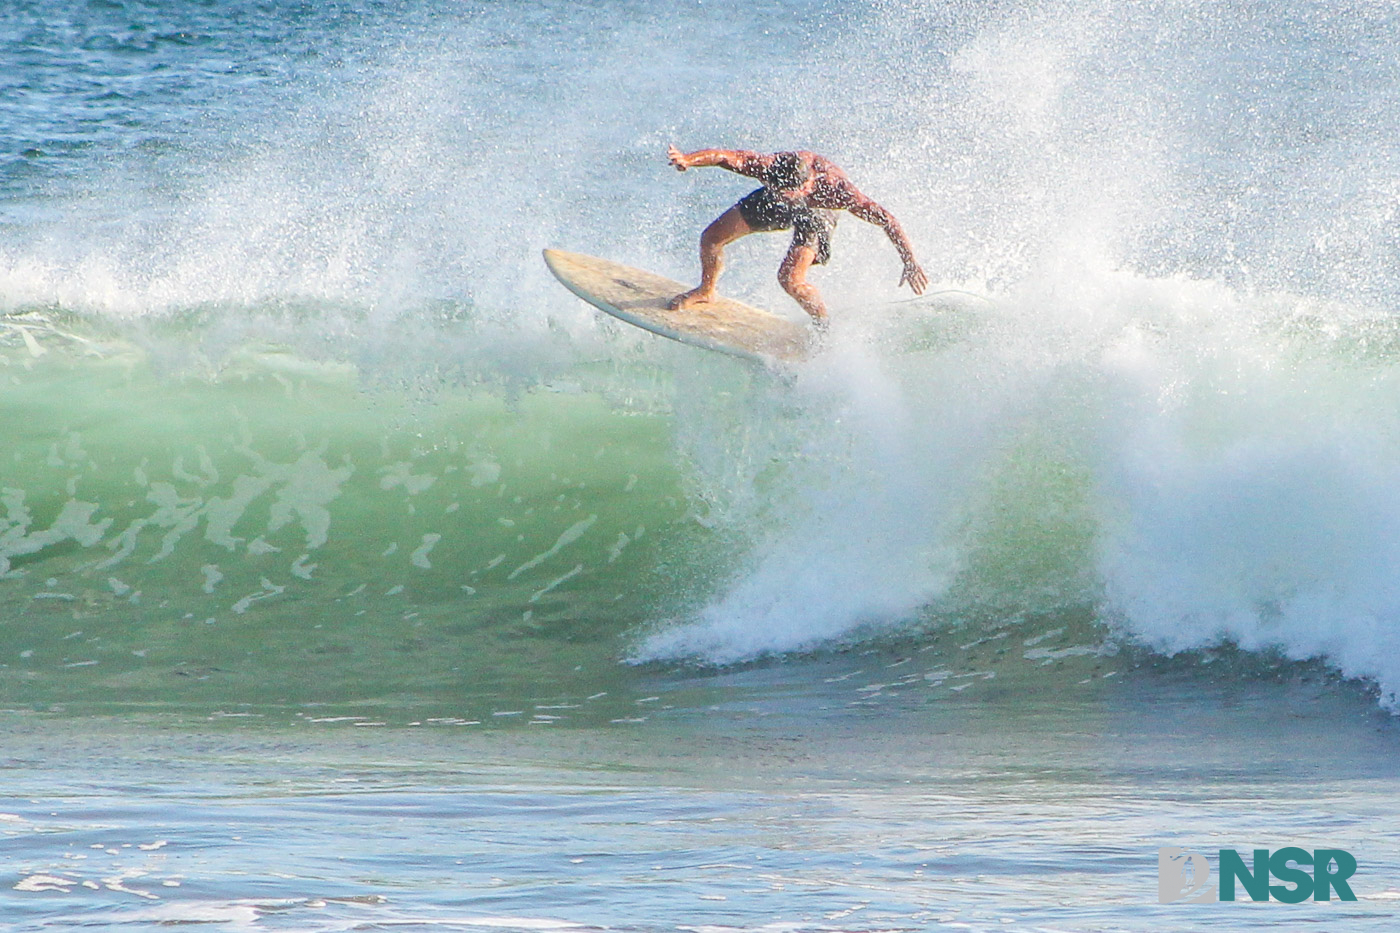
top-left (666, 145), bottom-right (928, 324)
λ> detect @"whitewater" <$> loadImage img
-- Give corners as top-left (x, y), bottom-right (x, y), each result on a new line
top-left (4, 1), bottom-right (1400, 930)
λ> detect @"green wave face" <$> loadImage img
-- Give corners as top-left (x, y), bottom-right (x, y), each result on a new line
top-left (0, 329), bottom-right (722, 720)
top-left (7, 296), bottom-right (1400, 723)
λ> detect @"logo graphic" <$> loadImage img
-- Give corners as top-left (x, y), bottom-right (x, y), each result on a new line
top-left (1158, 847), bottom-right (1357, 904)
top-left (1159, 847), bottom-right (1217, 903)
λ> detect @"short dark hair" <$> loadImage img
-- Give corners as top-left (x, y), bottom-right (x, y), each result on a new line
top-left (768, 152), bottom-right (810, 190)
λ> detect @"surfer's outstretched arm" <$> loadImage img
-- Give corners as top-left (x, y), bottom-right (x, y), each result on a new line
top-left (667, 145), bottom-right (769, 179)
top-left (847, 194), bottom-right (929, 295)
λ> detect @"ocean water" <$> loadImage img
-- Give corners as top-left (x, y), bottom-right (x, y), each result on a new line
top-left (4, 0), bottom-right (1400, 929)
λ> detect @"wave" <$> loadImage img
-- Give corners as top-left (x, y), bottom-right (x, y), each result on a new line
top-left (6, 264), bottom-right (1400, 717)
top-left (4, 0), bottom-right (1400, 714)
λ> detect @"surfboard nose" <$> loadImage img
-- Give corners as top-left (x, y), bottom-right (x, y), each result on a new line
top-left (541, 248), bottom-right (578, 276)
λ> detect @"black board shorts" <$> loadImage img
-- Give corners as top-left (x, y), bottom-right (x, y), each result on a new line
top-left (735, 187), bottom-right (837, 265)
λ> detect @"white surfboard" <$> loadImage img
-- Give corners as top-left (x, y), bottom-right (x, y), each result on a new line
top-left (543, 249), bottom-right (812, 364)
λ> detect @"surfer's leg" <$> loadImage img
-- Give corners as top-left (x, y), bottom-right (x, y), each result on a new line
top-left (778, 243), bottom-right (828, 325)
top-left (669, 207), bottom-right (752, 310)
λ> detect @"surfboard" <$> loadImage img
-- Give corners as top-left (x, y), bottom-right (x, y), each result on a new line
top-left (542, 249), bottom-right (812, 364)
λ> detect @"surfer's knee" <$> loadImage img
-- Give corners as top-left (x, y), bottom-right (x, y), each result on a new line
top-left (700, 222), bottom-right (725, 249)
top-left (778, 244), bottom-right (816, 293)
top-left (777, 265), bottom-right (807, 297)
top-left (700, 229), bottom-right (732, 263)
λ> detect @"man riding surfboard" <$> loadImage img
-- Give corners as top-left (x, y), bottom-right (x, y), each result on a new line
top-left (666, 145), bottom-right (928, 325)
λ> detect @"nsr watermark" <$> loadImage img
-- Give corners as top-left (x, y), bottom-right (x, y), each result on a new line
top-left (1159, 847), bottom-right (1357, 904)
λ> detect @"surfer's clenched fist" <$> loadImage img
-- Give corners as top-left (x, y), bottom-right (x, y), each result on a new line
top-left (665, 144), bottom-right (928, 323)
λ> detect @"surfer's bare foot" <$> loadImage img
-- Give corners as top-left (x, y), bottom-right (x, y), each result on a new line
top-left (667, 288), bottom-right (714, 310)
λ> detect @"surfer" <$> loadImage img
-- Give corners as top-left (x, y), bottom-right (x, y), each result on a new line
top-left (666, 145), bottom-right (928, 325)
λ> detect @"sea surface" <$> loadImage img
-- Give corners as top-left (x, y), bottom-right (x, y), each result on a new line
top-left (4, 1), bottom-right (1400, 929)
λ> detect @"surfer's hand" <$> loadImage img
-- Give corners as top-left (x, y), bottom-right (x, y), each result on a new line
top-left (900, 260), bottom-right (928, 295)
top-left (667, 145), bottom-right (691, 172)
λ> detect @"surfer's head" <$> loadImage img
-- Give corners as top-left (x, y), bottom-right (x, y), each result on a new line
top-left (767, 152), bottom-right (811, 191)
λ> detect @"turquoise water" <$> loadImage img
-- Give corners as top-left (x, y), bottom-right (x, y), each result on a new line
top-left (5, 0), bottom-right (1400, 929)
top-left (6, 672), bottom-right (1400, 931)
